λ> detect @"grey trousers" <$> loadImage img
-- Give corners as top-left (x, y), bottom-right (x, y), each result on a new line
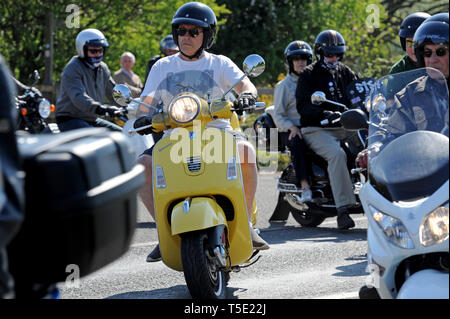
top-left (301, 126), bottom-right (357, 209)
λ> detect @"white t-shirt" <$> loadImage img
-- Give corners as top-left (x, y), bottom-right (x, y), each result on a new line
top-left (141, 51), bottom-right (245, 131)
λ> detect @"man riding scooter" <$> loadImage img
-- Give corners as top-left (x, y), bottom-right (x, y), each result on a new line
top-left (134, 1), bottom-right (270, 263)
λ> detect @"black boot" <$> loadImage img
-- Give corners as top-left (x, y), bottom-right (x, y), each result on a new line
top-left (337, 207), bottom-right (355, 230)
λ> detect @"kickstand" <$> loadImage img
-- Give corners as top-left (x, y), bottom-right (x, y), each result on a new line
top-left (241, 250), bottom-right (261, 268)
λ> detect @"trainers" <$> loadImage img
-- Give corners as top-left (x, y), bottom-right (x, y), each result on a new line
top-left (250, 227), bottom-right (270, 250)
top-left (337, 208), bottom-right (356, 230)
top-left (300, 189), bottom-right (312, 202)
top-left (146, 244), bottom-right (162, 262)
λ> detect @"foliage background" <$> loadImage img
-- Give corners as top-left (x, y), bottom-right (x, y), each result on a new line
top-left (0, 0), bottom-right (447, 96)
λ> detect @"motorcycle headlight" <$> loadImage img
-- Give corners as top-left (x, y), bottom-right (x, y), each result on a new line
top-left (38, 99), bottom-right (51, 119)
top-left (169, 94), bottom-right (200, 124)
top-left (420, 203), bottom-right (449, 247)
top-left (370, 206), bottom-right (415, 249)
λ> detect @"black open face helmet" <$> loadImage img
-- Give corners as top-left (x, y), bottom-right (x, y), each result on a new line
top-left (284, 40), bottom-right (313, 74)
top-left (413, 12), bottom-right (449, 67)
top-left (398, 12), bottom-right (431, 51)
top-left (171, 2), bottom-right (217, 50)
top-left (314, 30), bottom-right (346, 61)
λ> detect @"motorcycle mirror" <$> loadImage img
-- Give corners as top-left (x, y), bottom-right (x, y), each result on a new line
top-left (340, 109), bottom-right (369, 131)
top-left (30, 70), bottom-right (40, 87)
top-left (112, 84), bottom-right (132, 107)
top-left (221, 54), bottom-right (265, 99)
top-left (311, 91), bottom-right (327, 105)
top-left (243, 54), bottom-right (265, 78)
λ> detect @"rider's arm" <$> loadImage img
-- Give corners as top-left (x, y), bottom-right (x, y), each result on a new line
top-left (273, 79), bottom-right (295, 132)
top-left (60, 63), bottom-right (103, 114)
top-left (295, 68), bottom-right (325, 127)
top-left (234, 76), bottom-right (257, 97)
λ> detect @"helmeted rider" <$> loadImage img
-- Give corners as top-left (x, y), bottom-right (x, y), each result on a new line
top-left (144, 34), bottom-right (179, 83)
top-left (389, 12), bottom-right (431, 75)
top-left (273, 40), bottom-right (313, 200)
top-left (55, 28), bottom-right (122, 132)
top-left (381, 12), bottom-right (449, 142)
top-left (295, 30), bottom-right (361, 230)
top-left (134, 1), bottom-right (270, 262)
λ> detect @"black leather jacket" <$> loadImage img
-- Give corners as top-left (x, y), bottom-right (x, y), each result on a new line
top-left (296, 60), bottom-right (359, 127)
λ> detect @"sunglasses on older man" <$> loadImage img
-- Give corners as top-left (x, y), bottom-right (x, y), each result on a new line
top-left (423, 46), bottom-right (448, 58)
top-left (177, 27), bottom-right (203, 38)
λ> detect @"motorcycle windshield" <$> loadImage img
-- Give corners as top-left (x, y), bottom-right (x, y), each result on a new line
top-left (148, 68), bottom-right (237, 113)
top-left (366, 67), bottom-right (449, 202)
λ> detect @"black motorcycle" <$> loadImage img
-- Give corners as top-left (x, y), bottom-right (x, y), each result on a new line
top-left (254, 78), bottom-right (374, 227)
top-left (15, 70), bottom-right (60, 134)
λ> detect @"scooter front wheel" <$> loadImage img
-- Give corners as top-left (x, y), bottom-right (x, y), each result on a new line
top-left (181, 231), bottom-right (227, 299)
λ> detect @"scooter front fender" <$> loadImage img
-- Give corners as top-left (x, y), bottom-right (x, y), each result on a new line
top-left (171, 197), bottom-right (227, 236)
top-left (397, 269), bottom-right (449, 299)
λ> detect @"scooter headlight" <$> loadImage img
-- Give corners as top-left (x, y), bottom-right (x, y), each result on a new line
top-left (169, 93), bottom-right (200, 124)
top-left (370, 206), bottom-right (415, 249)
top-left (38, 99), bottom-right (52, 119)
top-left (420, 202), bottom-right (449, 247)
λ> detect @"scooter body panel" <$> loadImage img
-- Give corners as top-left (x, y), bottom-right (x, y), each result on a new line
top-left (171, 197), bottom-right (227, 236)
top-left (361, 180), bottom-right (449, 299)
top-left (397, 269), bottom-right (449, 299)
top-left (153, 127), bottom-right (253, 271)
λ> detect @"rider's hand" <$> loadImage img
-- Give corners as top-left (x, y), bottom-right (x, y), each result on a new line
top-left (133, 115), bottom-right (154, 135)
top-left (95, 104), bottom-right (121, 116)
top-left (288, 126), bottom-right (302, 140)
top-left (236, 92), bottom-right (257, 114)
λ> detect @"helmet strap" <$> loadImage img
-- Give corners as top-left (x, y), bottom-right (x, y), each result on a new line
top-left (180, 46), bottom-right (204, 60)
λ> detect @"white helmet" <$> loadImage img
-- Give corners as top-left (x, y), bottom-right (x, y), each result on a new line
top-left (75, 29), bottom-right (109, 58)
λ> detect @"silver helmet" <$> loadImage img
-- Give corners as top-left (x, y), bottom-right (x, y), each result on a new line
top-left (75, 29), bottom-right (109, 58)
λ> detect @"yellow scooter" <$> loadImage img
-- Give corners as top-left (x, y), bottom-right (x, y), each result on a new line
top-left (113, 55), bottom-right (266, 299)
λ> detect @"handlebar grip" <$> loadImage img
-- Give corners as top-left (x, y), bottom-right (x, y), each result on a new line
top-left (320, 117), bottom-right (340, 126)
top-left (127, 124), bottom-right (153, 136)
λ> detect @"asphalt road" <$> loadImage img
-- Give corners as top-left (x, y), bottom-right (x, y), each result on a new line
top-left (59, 172), bottom-right (369, 300)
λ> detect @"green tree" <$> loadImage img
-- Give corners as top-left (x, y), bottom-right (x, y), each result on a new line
top-left (0, 0), bottom-right (229, 91)
top-left (213, 0), bottom-right (448, 86)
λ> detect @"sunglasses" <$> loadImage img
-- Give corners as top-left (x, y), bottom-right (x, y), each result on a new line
top-left (323, 52), bottom-right (343, 58)
top-left (406, 39), bottom-right (414, 48)
top-left (87, 48), bottom-right (104, 54)
top-left (177, 27), bottom-right (203, 38)
top-left (423, 46), bottom-right (448, 58)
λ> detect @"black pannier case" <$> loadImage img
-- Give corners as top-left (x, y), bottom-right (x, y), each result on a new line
top-left (7, 128), bottom-right (145, 296)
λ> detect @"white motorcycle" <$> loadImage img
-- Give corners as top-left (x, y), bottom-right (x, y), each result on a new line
top-left (341, 67), bottom-right (449, 299)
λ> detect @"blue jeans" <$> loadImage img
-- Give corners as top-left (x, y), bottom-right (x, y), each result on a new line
top-left (57, 117), bottom-right (122, 132)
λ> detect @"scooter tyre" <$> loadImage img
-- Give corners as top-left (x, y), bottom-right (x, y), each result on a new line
top-left (181, 231), bottom-right (227, 299)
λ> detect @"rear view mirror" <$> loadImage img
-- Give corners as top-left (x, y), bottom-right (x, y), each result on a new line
top-left (341, 109), bottom-right (369, 131)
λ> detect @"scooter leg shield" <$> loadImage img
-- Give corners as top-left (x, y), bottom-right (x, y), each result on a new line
top-left (397, 269), bottom-right (449, 299)
top-left (171, 197), bottom-right (227, 236)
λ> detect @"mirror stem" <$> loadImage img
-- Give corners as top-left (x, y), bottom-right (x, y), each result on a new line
top-left (133, 99), bottom-right (160, 112)
top-left (221, 74), bottom-right (246, 99)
